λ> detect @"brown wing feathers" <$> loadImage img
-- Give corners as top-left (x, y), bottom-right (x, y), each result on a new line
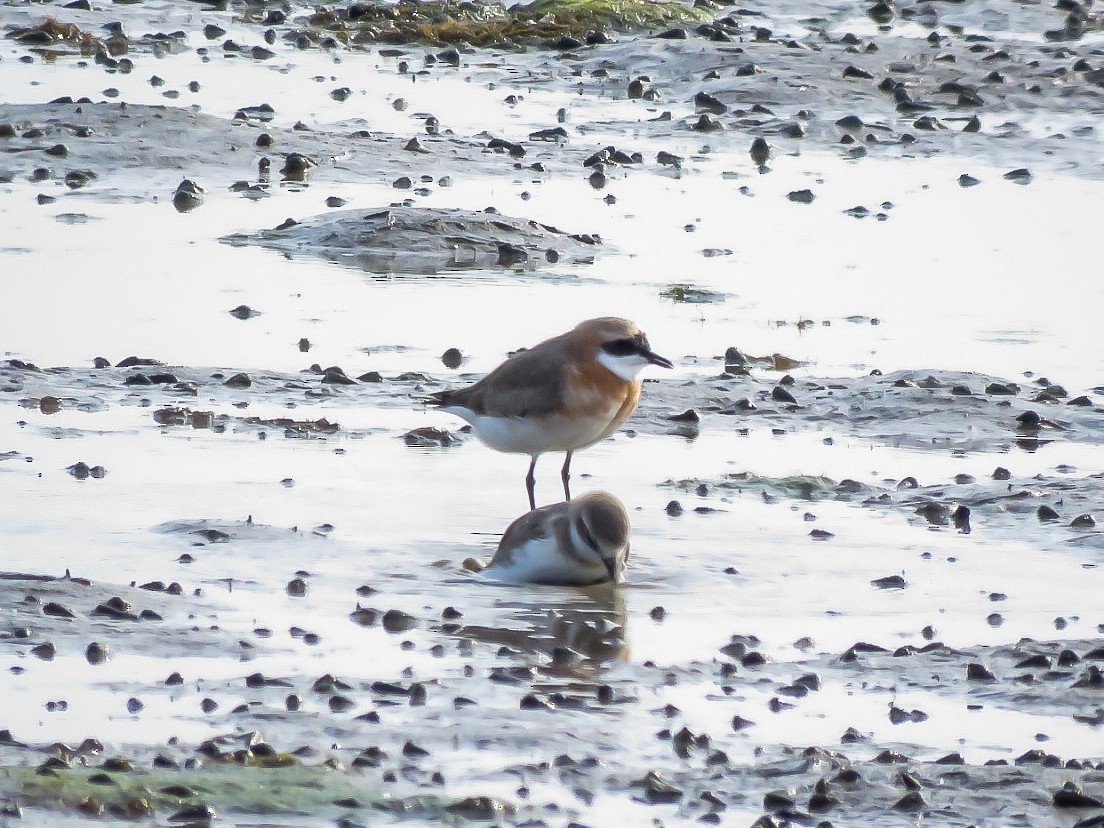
top-left (430, 334), bottom-right (569, 418)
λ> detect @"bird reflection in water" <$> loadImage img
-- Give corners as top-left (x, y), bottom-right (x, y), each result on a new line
top-left (447, 584), bottom-right (628, 673)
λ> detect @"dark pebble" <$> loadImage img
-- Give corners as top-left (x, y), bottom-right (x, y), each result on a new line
top-left (966, 662), bottom-right (996, 681)
top-left (1053, 786), bottom-right (1104, 808)
top-left (42, 601), bottom-right (76, 618)
top-left (86, 642), bottom-right (109, 665)
top-left (31, 642), bottom-right (56, 660)
top-left (382, 609), bottom-right (417, 632)
top-left (692, 114), bottom-right (723, 132)
top-left (1037, 505), bottom-right (1061, 522)
top-left (695, 91), bottom-right (726, 114)
top-left (329, 695), bottom-right (355, 713)
top-left (871, 575), bottom-right (907, 589)
top-left (286, 578), bottom-right (307, 597)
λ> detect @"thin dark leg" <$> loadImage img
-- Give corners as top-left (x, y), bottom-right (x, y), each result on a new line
top-left (561, 451), bottom-right (573, 502)
top-left (525, 456), bottom-right (538, 511)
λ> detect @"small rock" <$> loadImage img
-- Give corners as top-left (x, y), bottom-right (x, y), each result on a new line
top-left (229, 305), bottom-right (258, 320)
top-left (638, 770), bottom-right (683, 803)
top-left (382, 609), bottom-right (417, 633)
top-left (86, 642), bottom-right (109, 665)
top-left (1037, 505), bottom-right (1061, 522)
top-left (966, 663), bottom-right (996, 682)
top-left (871, 575), bottom-right (907, 589)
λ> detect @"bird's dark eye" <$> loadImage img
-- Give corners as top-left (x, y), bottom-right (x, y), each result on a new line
top-left (602, 338), bottom-right (638, 357)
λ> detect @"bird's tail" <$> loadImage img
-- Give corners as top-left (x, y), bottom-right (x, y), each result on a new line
top-left (424, 389), bottom-right (452, 407)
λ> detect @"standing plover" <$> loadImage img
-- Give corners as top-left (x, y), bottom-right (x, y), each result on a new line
top-left (430, 317), bottom-right (672, 509)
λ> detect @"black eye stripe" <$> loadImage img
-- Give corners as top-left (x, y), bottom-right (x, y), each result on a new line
top-left (602, 338), bottom-right (639, 357)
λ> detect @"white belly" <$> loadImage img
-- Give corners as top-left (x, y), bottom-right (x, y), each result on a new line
top-left (444, 407), bottom-right (616, 455)
top-left (485, 536), bottom-right (609, 586)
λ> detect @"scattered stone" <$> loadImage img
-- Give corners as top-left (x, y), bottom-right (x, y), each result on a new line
top-left (636, 770), bottom-right (683, 803)
top-left (229, 305), bottom-right (259, 320)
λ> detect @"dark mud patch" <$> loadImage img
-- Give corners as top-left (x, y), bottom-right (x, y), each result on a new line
top-left (0, 102), bottom-right (580, 201)
top-left (1, 359), bottom-right (422, 424)
top-left (0, 571), bottom-right (259, 664)
top-left (534, 0), bottom-right (1104, 177)
top-left (814, 635), bottom-right (1104, 726)
top-left (662, 467), bottom-right (1104, 551)
top-left (7, 600), bottom-right (1104, 828)
top-left (206, 0), bottom-right (1104, 178)
top-left (5, 359), bottom-right (1102, 454)
top-left (642, 368), bottom-right (1104, 451)
top-left (154, 517), bottom-right (339, 545)
top-left (221, 206), bottom-right (603, 274)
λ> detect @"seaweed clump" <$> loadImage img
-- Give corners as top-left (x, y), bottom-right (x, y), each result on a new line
top-left (6, 17), bottom-right (102, 53)
top-left (307, 0), bottom-right (709, 47)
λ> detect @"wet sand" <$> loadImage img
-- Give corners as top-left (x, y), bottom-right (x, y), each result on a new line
top-left (2, 0), bottom-right (1104, 826)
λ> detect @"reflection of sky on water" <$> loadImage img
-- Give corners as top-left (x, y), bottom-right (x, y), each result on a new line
top-left (1, 2), bottom-right (1103, 815)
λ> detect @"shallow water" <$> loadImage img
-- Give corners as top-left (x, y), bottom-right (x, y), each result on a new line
top-left (2, 1), bottom-right (1104, 825)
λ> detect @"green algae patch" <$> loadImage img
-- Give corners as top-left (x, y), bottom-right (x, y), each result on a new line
top-left (0, 763), bottom-right (518, 824)
top-left (664, 473), bottom-right (865, 502)
top-left (306, 0), bottom-right (709, 47)
top-left (521, 0), bottom-right (707, 30)
top-left (0, 764), bottom-right (369, 822)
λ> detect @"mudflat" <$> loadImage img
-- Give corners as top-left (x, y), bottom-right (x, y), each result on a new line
top-left (2, 1), bottom-right (1103, 826)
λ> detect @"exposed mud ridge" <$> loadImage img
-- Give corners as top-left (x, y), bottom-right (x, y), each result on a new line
top-left (664, 466), bottom-right (1104, 552)
top-left (641, 367), bottom-right (1104, 450)
top-left (2, 735), bottom-right (1104, 827)
top-left (0, 101), bottom-right (588, 201)
top-left (228, 0), bottom-right (1104, 178)
top-left (4, 556), bottom-right (1104, 828)
top-left (0, 573), bottom-right (261, 667)
top-left (222, 206), bottom-right (603, 274)
top-left (4, 359), bottom-right (1102, 447)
